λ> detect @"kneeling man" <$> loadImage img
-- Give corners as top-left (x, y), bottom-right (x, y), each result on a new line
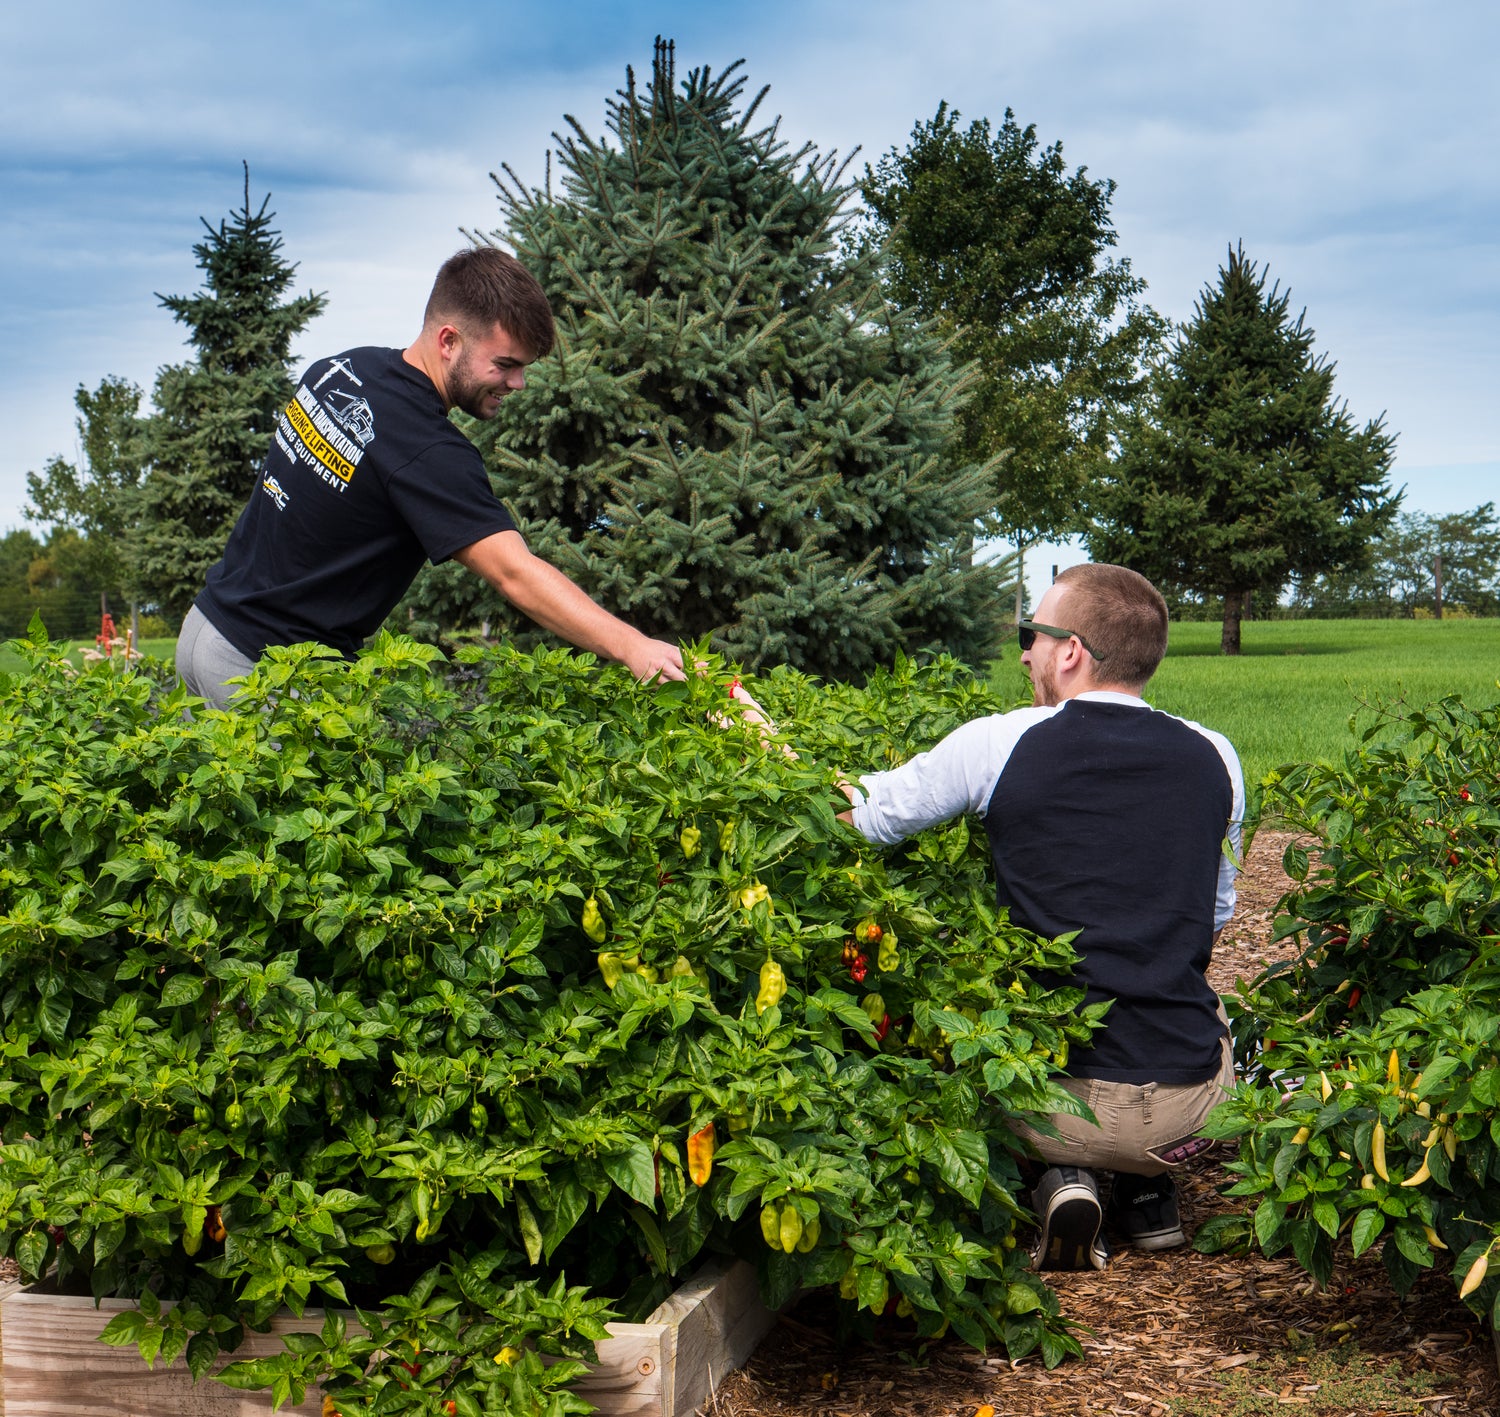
top-left (842, 563), bottom-right (1243, 1269)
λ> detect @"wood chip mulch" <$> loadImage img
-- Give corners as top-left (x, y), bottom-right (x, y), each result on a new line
top-left (708, 829), bottom-right (1500, 1417)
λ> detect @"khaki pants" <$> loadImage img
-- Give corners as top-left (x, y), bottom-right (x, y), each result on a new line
top-left (1010, 1029), bottom-right (1235, 1177)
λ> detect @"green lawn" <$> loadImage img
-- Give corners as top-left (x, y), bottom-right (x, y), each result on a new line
top-left (993, 618), bottom-right (1500, 787)
top-left (0, 637), bottom-right (177, 674)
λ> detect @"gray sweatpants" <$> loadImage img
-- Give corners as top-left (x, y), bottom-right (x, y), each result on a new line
top-left (176, 605), bottom-right (257, 710)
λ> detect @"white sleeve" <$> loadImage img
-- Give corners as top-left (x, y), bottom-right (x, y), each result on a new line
top-left (849, 707), bottom-right (1056, 845)
top-left (1206, 728), bottom-right (1245, 931)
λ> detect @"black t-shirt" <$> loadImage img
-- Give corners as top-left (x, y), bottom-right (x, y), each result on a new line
top-left (196, 347), bottom-right (515, 658)
top-left (982, 701), bottom-right (1235, 1083)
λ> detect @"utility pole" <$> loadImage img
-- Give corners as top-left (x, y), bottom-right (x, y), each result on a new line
top-left (1433, 552), bottom-right (1444, 620)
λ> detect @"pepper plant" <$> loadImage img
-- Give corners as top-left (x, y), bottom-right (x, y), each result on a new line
top-left (1198, 694), bottom-right (1500, 1322)
top-left (0, 617), bottom-right (1103, 1414)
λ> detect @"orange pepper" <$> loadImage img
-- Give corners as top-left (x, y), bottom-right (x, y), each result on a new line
top-left (687, 1122), bottom-right (716, 1186)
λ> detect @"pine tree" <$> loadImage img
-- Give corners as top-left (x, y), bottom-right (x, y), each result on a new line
top-left (1087, 244), bottom-right (1399, 653)
top-left (402, 40), bottom-right (1012, 679)
top-left (132, 165), bottom-right (326, 620)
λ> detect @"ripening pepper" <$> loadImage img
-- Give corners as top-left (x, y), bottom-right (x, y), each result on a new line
top-left (877, 930), bottom-right (900, 972)
top-left (839, 1268), bottom-right (859, 1301)
top-left (796, 1213), bottom-right (820, 1253)
top-left (861, 993), bottom-right (886, 1024)
top-left (687, 1122), bottom-right (716, 1186)
top-left (855, 916), bottom-right (881, 945)
top-left (1460, 1250), bottom-right (1490, 1299)
top-left (597, 952), bottom-right (626, 989)
top-left (756, 958), bottom-right (787, 1014)
top-left (718, 819), bottom-right (736, 853)
top-left (760, 1202), bottom-right (781, 1248)
top-left (582, 896), bottom-right (607, 944)
top-left (680, 825), bottom-right (701, 859)
top-left (779, 1203), bottom-right (804, 1253)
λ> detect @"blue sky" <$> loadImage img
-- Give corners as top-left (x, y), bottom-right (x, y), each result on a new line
top-left (3, 0), bottom-right (1496, 602)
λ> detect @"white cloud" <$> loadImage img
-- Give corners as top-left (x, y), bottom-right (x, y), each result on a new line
top-left (1, 0), bottom-right (1496, 532)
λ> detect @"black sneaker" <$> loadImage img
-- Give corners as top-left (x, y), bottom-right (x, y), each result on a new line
top-left (1030, 1166), bottom-right (1107, 1271)
top-left (1108, 1171), bottom-right (1185, 1250)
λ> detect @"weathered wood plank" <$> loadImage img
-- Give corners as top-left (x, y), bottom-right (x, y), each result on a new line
top-left (0, 1293), bottom-right (331, 1417)
top-left (643, 1258), bottom-right (778, 1416)
top-left (0, 1259), bottom-right (774, 1417)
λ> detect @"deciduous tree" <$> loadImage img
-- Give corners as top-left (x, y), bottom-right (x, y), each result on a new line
top-left (24, 375), bottom-right (148, 618)
top-left (861, 104), bottom-right (1165, 614)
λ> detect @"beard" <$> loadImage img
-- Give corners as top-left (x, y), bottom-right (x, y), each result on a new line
top-left (446, 354), bottom-right (502, 420)
top-left (1029, 656), bottom-right (1060, 707)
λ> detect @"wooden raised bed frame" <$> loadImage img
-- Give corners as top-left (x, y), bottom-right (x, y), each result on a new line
top-left (0, 1258), bottom-right (775, 1417)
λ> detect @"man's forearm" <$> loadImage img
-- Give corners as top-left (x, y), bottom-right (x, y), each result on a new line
top-left (455, 531), bottom-right (684, 681)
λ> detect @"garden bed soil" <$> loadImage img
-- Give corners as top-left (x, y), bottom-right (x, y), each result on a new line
top-left (708, 829), bottom-right (1500, 1417)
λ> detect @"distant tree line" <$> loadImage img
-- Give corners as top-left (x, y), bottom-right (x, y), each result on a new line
top-left (10, 42), bottom-right (1463, 666)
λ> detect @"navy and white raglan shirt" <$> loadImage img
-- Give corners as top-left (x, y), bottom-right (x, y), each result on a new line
top-left (850, 692), bottom-right (1244, 1085)
top-left (196, 348), bottom-right (516, 660)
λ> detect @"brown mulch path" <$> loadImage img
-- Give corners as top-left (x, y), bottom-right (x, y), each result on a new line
top-left (710, 829), bottom-right (1500, 1417)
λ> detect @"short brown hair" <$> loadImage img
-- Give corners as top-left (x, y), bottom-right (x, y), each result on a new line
top-left (424, 246), bottom-right (556, 359)
top-left (1053, 563), bottom-right (1169, 689)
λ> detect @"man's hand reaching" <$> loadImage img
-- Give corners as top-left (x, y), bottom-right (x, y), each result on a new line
top-left (622, 635), bottom-right (687, 684)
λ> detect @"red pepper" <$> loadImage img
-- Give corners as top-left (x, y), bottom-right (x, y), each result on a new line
top-left (874, 1014), bottom-right (891, 1043)
top-left (1347, 987), bottom-right (1362, 1009)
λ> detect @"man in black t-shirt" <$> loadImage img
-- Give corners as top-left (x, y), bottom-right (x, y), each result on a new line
top-left (178, 248), bottom-right (685, 707)
top-left (841, 564), bottom-right (1244, 1272)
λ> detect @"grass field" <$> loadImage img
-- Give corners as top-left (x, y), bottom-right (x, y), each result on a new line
top-left (993, 617), bottom-right (1500, 787)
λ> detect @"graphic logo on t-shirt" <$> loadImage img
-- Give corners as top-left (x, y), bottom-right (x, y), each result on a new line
top-left (262, 474), bottom-right (290, 510)
top-left (312, 357), bottom-right (364, 391)
top-left (276, 363), bottom-right (376, 494)
top-left (325, 390), bottom-right (375, 446)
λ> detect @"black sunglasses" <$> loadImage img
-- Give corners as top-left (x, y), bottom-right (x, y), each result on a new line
top-left (1017, 619), bottom-right (1105, 660)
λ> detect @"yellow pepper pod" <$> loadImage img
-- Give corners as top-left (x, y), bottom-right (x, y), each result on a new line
top-left (1401, 1148), bottom-right (1434, 1187)
top-left (1372, 1120), bottom-right (1389, 1181)
top-left (755, 958), bottom-right (787, 1015)
top-left (760, 1202), bottom-right (781, 1248)
top-left (779, 1203), bottom-right (803, 1254)
top-left (1387, 1049), bottom-right (1401, 1086)
top-left (679, 825), bottom-right (701, 859)
top-left (582, 896), bottom-right (607, 944)
top-left (1459, 1251), bottom-right (1489, 1300)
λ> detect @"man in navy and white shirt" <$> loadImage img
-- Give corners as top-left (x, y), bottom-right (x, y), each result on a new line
top-left (844, 563), bottom-right (1244, 1271)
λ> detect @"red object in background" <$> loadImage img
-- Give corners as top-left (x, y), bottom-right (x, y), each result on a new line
top-left (97, 612), bottom-right (117, 657)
